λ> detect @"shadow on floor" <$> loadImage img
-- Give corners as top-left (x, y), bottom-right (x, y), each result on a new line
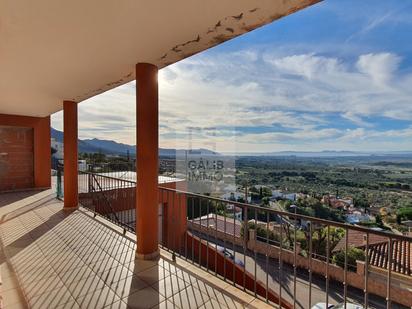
top-left (0, 189), bottom-right (48, 208)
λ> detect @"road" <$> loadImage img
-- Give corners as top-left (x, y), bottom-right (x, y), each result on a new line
top-left (191, 230), bottom-right (407, 309)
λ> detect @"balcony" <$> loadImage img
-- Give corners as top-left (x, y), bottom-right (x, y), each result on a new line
top-left (1, 1), bottom-right (412, 308)
top-left (71, 171), bottom-right (411, 309)
top-left (0, 189), bottom-right (271, 309)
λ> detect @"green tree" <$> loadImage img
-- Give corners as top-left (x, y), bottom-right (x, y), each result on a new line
top-left (261, 187), bottom-right (272, 198)
top-left (261, 197), bottom-right (270, 207)
top-left (249, 186), bottom-right (259, 193)
top-left (375, 214), bottom-right (383, 226)
top-left (354, 194), bottom-right (369, 211)
top-left (302, 226), bottom-right (345, 258)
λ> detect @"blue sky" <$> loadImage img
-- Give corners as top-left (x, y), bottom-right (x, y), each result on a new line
top-left (52, 0), bottom-right (412, 153)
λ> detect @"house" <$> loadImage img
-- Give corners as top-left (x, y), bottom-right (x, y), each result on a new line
top-left (248, 219), bottom-right (282, 234)
top-left (322, 194), bottom-right (353, 210)
top-left (334, 230), bottom-right (412, 276)
top-left (0, 1), bottom-right (323, 306)
top-left (190, 213), bottom-right (242, 237)
top-left (346, 211), bottom-right (372, 224)
top-left (271, 190), bottom-right (296, 201)
top-left (1, 1), bottom-right (411, 308)
top-left (78, 159), bottom-right (88, 172)
top-left (221, 191), bottom-right (252, 203)
top-left (226, 204), bottom-right (243, 221)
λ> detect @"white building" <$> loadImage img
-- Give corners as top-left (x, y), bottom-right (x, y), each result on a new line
top-left (78, 160), bottom-right (88, 172)
top-left (221, 192), bottom-right (252, 203)
top-left (226, 204), bottom-right (243, 221)
top-left (271, 190), bottom-right (296, 202)
top-left (346, 211), bottom-right (371, 224)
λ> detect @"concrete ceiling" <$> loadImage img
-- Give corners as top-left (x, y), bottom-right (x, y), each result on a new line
top-left (0, 0), bottom-right (320, 117)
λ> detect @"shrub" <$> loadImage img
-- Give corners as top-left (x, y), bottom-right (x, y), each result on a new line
top-left (397, 207), bottom-right (412, 224)
top-left (242, 222), bottom-right (290, 249)
top-left (333, 247), bottom-right (365, 271)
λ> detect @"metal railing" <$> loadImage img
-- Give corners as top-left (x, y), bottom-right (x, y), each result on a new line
top-left (83, 159), bottom-right (177, 179)
top-left (76, 171), bottom-right (412, 309)
top-left (78, 171), bottom-right (136, 232)
top-left (159, 186), bottom-right (412, 309)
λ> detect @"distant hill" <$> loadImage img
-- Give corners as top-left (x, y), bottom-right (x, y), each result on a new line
top-left (82, 138), bottom-right (135, 155)
top-left (232, 150), bottom-right (412, 157)
top-left (51, 128), bottom-right (218, 156)
top-left (51, 128), bottom-right (106, 154)
top-left (261, 151), bottom-right (371, 157)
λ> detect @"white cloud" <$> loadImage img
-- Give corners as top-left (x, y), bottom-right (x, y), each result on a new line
top-left (51, 49), bottom-right (412, 153)
top-left (356, 53), bottom-right (401, 85)
top-left (265, 53), bottom-right (342, 80)
top-left (157, 51), bottom-right (412, 151)
top-left (341, 112), bottom-right (373, 128)
top-left (52, 82), bottom-right (136, 144)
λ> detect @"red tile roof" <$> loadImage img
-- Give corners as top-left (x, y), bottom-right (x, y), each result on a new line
top-left (333, 229), bottom-right (388, 252)
top-left (368, 240), bottom-right (412, 276)
top-left (333, 230), bottom-right (412, 276)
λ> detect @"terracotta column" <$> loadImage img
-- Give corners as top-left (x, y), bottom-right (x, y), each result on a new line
top-left (63, 101), bottom-right (78, 209)
top-left (136, 63), bottom-right (159, 260)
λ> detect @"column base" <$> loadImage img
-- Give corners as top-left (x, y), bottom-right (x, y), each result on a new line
top-left (63, 205), bottom-right (79, 211)
top-left (135, 248), bottom-right (160, 260)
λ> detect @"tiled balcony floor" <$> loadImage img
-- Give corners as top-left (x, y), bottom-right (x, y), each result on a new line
top-left (0, 190), bottom-right (271, 309)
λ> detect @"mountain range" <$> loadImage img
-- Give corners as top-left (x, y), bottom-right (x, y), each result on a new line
top-left (51, 128), bottom-right (218, 156)
top-left (52, 128), bottom-right (412, 158)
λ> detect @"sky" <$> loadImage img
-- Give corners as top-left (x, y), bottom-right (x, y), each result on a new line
top-left (52, 0), bottom-right (412, 154)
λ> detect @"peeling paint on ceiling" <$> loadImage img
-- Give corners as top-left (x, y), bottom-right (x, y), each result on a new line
top-left (0, 0), bottom-right (321, 117)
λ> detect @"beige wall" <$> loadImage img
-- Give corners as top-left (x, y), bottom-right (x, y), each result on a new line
top-left (188, 224), bottom-right (412, 307)
top-left (247, 229), bottom-right (412, 307)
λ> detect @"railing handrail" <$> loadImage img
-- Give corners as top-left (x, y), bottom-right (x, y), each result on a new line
top-left (158, 185), bottom-right (412, 243)
top-left (80, 170), bottom-right (136, 185)
top-left (77, 170), bottom-right (412, 306)
top-left (79, 171), bottom-right (412, 307)
top-left (89, 173), bottom-right (122, 223)
top-left (79, 168), bottom-right (412, 242)
top-left (79, 170), bottom-right (135, 232)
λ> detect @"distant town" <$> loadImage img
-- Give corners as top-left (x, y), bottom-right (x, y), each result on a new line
top-left (51, 127), bottom-right (412, 237)
top-left (50, 127), bottom-right (412, 307)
